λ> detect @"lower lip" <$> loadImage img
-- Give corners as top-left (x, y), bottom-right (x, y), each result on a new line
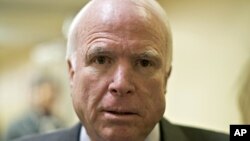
top-left (102, 111), bottom-right (139, 122)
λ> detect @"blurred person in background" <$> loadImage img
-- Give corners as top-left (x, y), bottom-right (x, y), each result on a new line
top-left (14, 0), bottom-right (228, 141)
top-left (0, 126), bottom-right (3, 141)
top-left (5, 72), bottom-right (65, 141)
top-left (238, 58), bottom-right (250, 124)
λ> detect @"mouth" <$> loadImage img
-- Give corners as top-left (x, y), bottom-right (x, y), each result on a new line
top-left (105, 110), bottom-right (137, 115)
top-left (100, 107), bottom-right (140, 124)
top-left (102, 107), bottom-right (140, 118)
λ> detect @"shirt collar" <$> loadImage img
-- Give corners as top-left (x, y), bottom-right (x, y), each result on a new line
top-left (80, 123), bottom-right (160, 141)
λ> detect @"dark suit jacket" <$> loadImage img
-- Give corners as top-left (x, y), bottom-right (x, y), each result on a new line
top-left (14, 118), bottom-right (229, 141)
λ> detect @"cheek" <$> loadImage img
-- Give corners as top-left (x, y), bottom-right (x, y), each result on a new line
top-left (148, 80), bottom-right (165, 106)
top-left (71, 68), bottom-right (108, 123)
top-left (139, 74), bottom-right (166, 118)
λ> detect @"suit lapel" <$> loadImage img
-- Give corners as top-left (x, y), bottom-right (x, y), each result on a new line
top-left (159, 118), bottom-right (190, 141)
top-left (61, 123), bottom-right (81, 141)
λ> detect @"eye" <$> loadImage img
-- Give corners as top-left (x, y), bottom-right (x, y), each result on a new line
top-left (93, 56), bottom-right (111, 65)
top-left (138, 59), bottom-right (153, 67)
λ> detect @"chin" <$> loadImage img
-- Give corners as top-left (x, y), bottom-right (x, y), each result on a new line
top-left (97, 126), bottom-right (146, 141)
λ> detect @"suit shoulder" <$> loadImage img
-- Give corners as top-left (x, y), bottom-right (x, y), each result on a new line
top-left (13, 130), bottom-right (68, 141)
top-left (178, 125), bottom-right (229, 141)
top-left (13, 123), bottom-right (81, 141)
top-left (159, 118), bottom-right (229, 141)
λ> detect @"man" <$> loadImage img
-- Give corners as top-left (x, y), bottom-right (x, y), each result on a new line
top-left (6, 73), bottom-right (64, 141)
top-left (15, 0), bottom-right (228, 141)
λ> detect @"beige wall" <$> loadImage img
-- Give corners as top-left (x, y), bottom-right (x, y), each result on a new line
top-left (160, 0), bottom-right (250, 133)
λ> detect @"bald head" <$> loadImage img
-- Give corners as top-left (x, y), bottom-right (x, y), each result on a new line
top-left (67, 0), bottom-right (172, 70)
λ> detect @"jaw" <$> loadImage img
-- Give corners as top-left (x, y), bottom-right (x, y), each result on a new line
top-left (80, 111), bottom-right (152, 141)
top-left (90, 125), bottom-right (149, 141)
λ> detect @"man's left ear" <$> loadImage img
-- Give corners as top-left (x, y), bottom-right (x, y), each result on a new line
top-left (164, 66), bottom-right (172, 93)
top-left (167, 66), bottom-right (172, 78)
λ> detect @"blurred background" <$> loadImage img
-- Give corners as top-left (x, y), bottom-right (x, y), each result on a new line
top-left (1, 0), bottom-right (250, 140)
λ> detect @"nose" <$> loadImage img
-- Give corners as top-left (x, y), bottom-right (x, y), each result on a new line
top-left (108, 63), bottom-right (135, 96)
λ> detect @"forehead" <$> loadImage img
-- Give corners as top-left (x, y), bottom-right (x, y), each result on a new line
top-left (69, 0), bottom-right (172, 65)
top-left (74, 0), bottom-right (166, 45)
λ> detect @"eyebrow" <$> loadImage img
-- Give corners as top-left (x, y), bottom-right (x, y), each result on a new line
top-left (85, 46), bottom-right (114, 60)
top-left (133, 49), bottom-right (163, 65)
top-left (133, 49), bottom-right (161, 60)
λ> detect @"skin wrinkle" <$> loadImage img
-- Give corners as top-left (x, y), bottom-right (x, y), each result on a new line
top-left (85, 30), bottom-right (166, 74)
top-left (83, 32), bottom-right (165, 72)
top-left (86, 29), bottom-right (164, 58)
top-left (84, 33), bottom-right (120, 65)
top-left (66, 0), bottom-right (172, 67)
top-left (67, 0), bottom-right (172, 141)
top-left (86, 45), bottom-right (163, 76)
top-left (73, 1), bottom-right (167, 62)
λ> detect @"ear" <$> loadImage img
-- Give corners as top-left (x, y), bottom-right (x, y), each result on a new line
top-left (164, 66), bottom-right (172, 94)
top-left (67, 59), bottom-right (75, 88)
top-left (166, 66), bottom-right (172, 79)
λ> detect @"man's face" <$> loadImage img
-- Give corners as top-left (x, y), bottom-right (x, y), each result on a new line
top-left (68, 2), bottom-right (170, 141)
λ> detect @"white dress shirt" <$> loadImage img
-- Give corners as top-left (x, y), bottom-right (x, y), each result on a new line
top-left (80, 123), bottom-right (160, 141)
